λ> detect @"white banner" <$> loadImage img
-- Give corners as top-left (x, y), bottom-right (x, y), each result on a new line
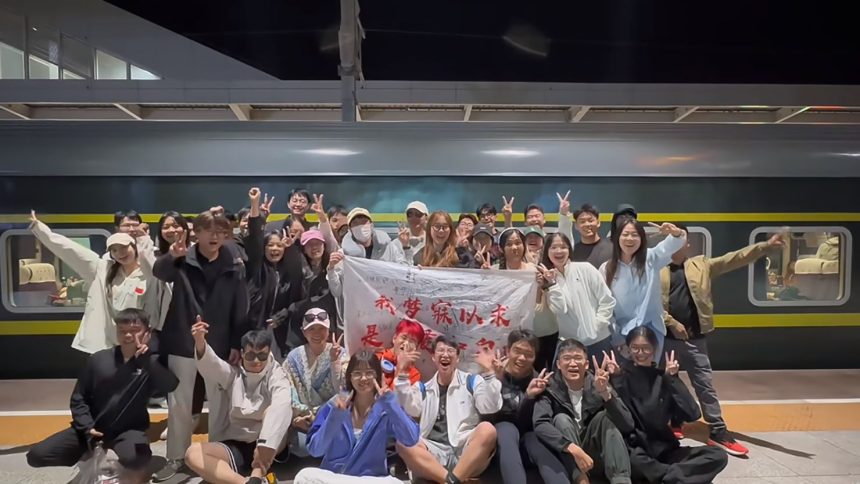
top-left (342, 257), bottom-right (538, 377)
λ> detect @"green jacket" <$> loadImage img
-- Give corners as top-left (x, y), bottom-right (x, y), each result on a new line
top-left (661, 241), bottom-right (771, 335)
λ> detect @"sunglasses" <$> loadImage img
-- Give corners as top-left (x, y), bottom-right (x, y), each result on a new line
top-left (243, 351), bottom-right (269, 362)
top-left (303, 311), bottom-right (329, 323)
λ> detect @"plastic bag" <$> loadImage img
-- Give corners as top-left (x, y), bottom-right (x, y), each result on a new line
top-left (74, 443), bottom-right (106, 484)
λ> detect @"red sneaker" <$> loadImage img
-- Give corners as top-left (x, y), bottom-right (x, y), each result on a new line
top-left (671, 426), bottom-right (685, 440)
top-left (708, 432), bottom-right (749, 457)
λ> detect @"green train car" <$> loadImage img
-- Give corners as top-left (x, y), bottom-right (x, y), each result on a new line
top-left (0, 123), bottom-right (858, 377)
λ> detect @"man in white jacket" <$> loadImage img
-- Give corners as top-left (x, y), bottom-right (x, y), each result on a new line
top-left (184, 323), bottom-right (292, 484)
top-left (396, 335), bottom-right (502, 484)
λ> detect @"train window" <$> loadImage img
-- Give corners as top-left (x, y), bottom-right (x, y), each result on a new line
top-left (644, 226), bottom-right (712, 258)
top-left (748, 227), bottom-right (852, 307)
top-left (0, 229), bottom-right (110, 314)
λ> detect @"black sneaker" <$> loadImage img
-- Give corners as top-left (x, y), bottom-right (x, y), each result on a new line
top-left (152, 459), bottom-right (184, 482)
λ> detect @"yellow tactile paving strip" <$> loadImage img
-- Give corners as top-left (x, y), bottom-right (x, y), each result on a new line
top-left (1, 404), bottom-right (859, 446)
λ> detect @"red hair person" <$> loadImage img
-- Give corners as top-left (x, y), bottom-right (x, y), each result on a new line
top-left (377, 320), bottom-right (425, 388)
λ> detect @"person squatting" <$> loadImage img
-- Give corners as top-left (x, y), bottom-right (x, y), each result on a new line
top-left (27, 186), bottom-right (786, 483)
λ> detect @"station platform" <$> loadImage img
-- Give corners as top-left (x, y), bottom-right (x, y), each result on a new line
top-left (1, 369), bottom-right (859, 483)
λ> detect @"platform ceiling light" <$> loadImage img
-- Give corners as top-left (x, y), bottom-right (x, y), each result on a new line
top-left (303, 148), bottom-right (360, 156)
top-left (834, 152), bottom-right (860, 157)
top-left (482, 149), bottom-right (539, 157)
top-left (502, 23), bottom-right (550, 58)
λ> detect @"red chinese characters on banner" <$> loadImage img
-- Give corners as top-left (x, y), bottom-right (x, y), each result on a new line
top-left (459, 306), bottom-right (485, 326)
top-left (402, 297), bottom-right (422, 319)
top-left (431, 300), bottom-right (453, 325)
top-left (374, 295), bottom-right (396, 315)
top-left (490, 304), bottom-right (511, 327)
top-left (476, 338), bottom-right (496, 351)
top-left (421, 328), bottom-right (438, 353)
top-left (361, 324), bottom-right (384, 348)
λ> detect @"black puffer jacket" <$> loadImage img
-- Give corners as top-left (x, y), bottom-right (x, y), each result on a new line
top-left (485, 371), bottom-right (537, 432)
top-left (153, 242), bottom-right (249, 359)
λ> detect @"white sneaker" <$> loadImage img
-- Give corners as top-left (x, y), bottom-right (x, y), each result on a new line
top-left (159, 414), bottom-right (200, 441)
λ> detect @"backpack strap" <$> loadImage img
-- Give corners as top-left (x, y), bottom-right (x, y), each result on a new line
top-left (419, 381), bottom-right (426, 399)
top-left (466, 374), bottom-right (477, 395)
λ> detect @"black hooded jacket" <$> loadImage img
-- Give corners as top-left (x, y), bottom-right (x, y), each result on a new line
top-left (244, 215), bottom-right (291, 331)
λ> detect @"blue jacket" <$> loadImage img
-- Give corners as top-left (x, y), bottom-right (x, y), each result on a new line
top-left (306, 391), bottom-right (420, 477)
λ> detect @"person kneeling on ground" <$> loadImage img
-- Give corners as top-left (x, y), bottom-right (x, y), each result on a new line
top-left (293, 351), bottom-right (421, 483)
top-left (533, 338), bottom-right (634, 484)
top-left (27, 308), bottom-right (178, 484)
top-left (612, 326), bottom-right (728, 484)
top-left (396, 335), bottom-right (502, 484)
top-left (185, 322), bottom-right (292, 484)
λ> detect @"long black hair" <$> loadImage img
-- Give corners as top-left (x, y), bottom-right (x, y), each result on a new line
top-left (498, 228), bottom-right (526, 270)
top-left (604, 215), bottom-right (647, 287)
top-left (540, 232), bottom-right (574, 270)
top-left (157, 211), bottom-right (190, 255)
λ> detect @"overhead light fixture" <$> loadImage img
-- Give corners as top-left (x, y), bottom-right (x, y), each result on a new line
top-left (303, 148), bottom-right (360, 156)
top-left (834, 152), bottom-right (860, 157)
top-left (482, 149), bottom-right (539, 157)
top-left (503, 23), bottom-right (550, 58)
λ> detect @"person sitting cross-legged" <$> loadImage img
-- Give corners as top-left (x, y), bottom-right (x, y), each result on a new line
top-left (184, 322), bottom-right (292, 484)
top-left (396, 335), bottom-right (503, 484)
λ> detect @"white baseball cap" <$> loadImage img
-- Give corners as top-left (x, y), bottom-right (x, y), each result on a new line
top-left (406, 201), bottom-right (429, 216)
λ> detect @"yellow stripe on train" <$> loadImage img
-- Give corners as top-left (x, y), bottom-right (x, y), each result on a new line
top-left (1, 212), bottom-right (860, 224)
top-left (1, 313), bottom-right (859, 335)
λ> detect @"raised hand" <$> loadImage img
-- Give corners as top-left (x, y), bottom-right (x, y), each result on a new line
top-left (261, 193), bottom-right (275, 218)
top-left (134, 330), bottom-right (151, 358)
top-left (476, 246), bottom-right (491, 269)
top-left (648, 221), bottom-right (683, 237)
top-left (537, 263), bottom-right (557, 286)
top-left (328, 251), bottom-right (344, 270)
top-left (191, 315), bottom-right (209, 348)
top-left (209, 205), bottom-right (225, 217)
top-left (768, 232), bottom-right (786, 248)
top-left (492, 349), bottom-right (508, 379)
top-left (398, 222), bottom-right (410, 247)
top-left (169, 231), bottom-right (188, 258)
top-left (310, 193), bottom-right (327, 223)
top-left (374, 377), bottom-right (392, 398)
top-left (601, 350), bottom-right (620, 376)
top-left (396, 347), bottom-right (421, 375)
top-left (502, 196), bottom-right (515, 219)
top-left (526, 368), bottom-right (553, 398)
top-left (249, 187), bottom-right (261, 206)
top-left (280, 229), bottom-right (296, 249)
top-left (665, 350), bottom-right (680, 376)
top-left (474, 347), bottom-right (496, 374)
top-left (556, 190), bottom-right (571, 216)
top-left (329, 332), bottom-right (344, 362)
top-left (29, 209), bottom-right (39, 226)
top-left (591, 355), bottom-right (611, 397)
top-left (334, 390), bottom-right (354, 410)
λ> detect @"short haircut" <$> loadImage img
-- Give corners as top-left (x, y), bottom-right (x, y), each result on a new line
top-left (556, 338), bottom-right (587, 357)
top-left (240, 330), bottom-right (273, 350)
top-left (507, 329), bottom-right (539, 352)
top-left (193, 210), bottom-right (231, 234)
top-left (458, 213), bottom-right (479, 225)
top-left (524, 204), bottom-right (544, 217)
top-left (327, 204), bottom-right (348, 218)
top-left (289, 188), bottom-right (311, 202)
top-left (345, 351), bottom-right (383, 393)
top-left (573, 203), bottom-right (600, 220)
top-left (114, 210), bottom-right (142, 227)
top-left (626, 326), bottom-right (659, 348)
top-left (114, 308), bottom-right (150, 328)
top-left (476, 203), bottom-right (497, 217)
top-left (395, 320), bottom-right (426, 347)
top-left (432, 334), bottom-right (460, 354)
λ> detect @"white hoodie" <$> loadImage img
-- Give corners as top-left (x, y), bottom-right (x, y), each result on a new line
top-left (545, 261), bottom-right (616, 346)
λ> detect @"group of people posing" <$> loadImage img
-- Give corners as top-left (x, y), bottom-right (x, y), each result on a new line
top-left (23, 186), bottom-right (785, 484)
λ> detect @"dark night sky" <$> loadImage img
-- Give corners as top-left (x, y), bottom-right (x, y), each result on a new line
top-left (107, 0), bottom-right (859, 84)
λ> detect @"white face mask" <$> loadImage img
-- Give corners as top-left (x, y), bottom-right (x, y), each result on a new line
top-left (352, 224), bottom-right (373, 243)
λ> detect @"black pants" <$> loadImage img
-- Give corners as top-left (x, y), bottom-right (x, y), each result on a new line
top-left (554, 411), bottom-right (632, 484)
top-left (27, 427), bottom-right (152, 471)
top-left (495, 422), bottom-right (574, 484)
top-left (537, 333), bottom-right (559, 372)
top-left (630, 445), bottom-right (727, 484)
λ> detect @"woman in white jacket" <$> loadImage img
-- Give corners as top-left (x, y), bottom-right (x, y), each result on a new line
top-left (29, 211), bottom-right (162, 354)
top-left (598, 216), bottom-right (686, 358)
top-left (536, 233), bottom-right (616, 362)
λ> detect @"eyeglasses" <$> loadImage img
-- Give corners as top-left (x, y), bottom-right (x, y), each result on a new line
top-left (243, 351), bottom-right (269, 362)
top-left (431, 224), bottom-right (450, 231)
top-left (303, 311), bottom-right (329, 323)
top-left (629, 345), bottom-right (654, 355)
top-left (558, 355), bottom-right (587, 364)
top-left (350, 370), bottom-right (377, 380)
top-left (434, 347), bottom-right (457, 356)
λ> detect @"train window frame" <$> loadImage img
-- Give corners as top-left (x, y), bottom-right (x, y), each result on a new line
top-left (747, 226), bottom-right (852, 307)
top-left (0, 228), bottom-right (112, 314)
top-left (643, 225), bottom-right (712, 258)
